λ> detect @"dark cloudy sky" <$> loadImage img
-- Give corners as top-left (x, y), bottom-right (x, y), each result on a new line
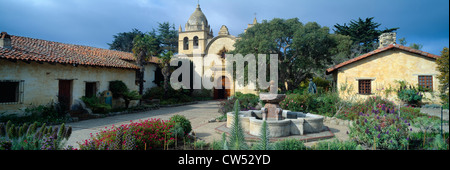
top-left (1, 0), bottom-right (448, 55)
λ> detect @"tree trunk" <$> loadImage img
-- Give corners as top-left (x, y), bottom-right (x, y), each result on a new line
top-left (138, 51), bottom-right (146, 95)
top-left (138, 71), bottom-right (144, 95)
top-left (162, 63), bottom-right (170, 99)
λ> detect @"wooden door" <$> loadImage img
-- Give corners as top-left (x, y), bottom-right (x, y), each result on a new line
top-left (214, 77), bottom-right (230, 99)
top-left (58, 80), bottom-right (72, 111)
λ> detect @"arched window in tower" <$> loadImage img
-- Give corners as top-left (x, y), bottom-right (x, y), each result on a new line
top-left (193, 36), bottom-right (199, 49)
top-left (183, 37), bottom-right (189, 50)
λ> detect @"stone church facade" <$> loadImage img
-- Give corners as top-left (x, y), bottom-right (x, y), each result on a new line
top-left (177, 4), bottom-right (257, 99)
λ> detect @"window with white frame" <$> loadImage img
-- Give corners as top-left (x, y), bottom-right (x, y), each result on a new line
top-left (0, 80), bottom-right (24, 104)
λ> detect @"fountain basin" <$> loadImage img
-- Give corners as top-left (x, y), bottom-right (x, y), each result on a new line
top-left (259, 93), bottom-right (286, 103)
top-left (226, 110), bottom-right (324, 137)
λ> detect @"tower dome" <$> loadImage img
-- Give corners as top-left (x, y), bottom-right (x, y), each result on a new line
top-left (186, 4), bottom-right (210, 31)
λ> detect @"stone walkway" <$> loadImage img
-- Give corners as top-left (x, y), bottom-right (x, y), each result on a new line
top-left (65, 100), bottom-right (351, 148)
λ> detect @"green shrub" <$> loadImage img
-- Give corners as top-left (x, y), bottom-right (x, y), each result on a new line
top-left (122, 90), bottom-right (141, 108)
top-left (218, 93), bottom-right (260, 115)
top-left (312, 139), bottom-right (361, 150)
top-left (280, 92), bottom-right (316, 113)
top-left (397, 84), bottom-right (423, 106)
top-left (143, 87), bottom-right (164, 100)
top-left (408, 131), bottom-right (449, 150)
top-left (443, 102), bottom-right (449, 110)
top-left (170, 115), bottom-right (192, 135)
top-left (399, 107), bottom-right (429, 122)
top-left (109, 80), bottom-right (129, 98)
top-left (272, 139), bottom-right (307, 150)
top-left (218, 98), bottom-right (237, 115)
top-left (336, 96), bottom-right (395, 120)
top-left (210, 140), bottom-right (223, 150)
top-left (1, 102), bottom-right (68, 125)
top-left (429, 134), bottom-right (448, 150)
top-left (193, 140), bottom-right (207, 150)
top-left (81, 96), bottom-right (112, 113)
top-left (145, 86), bottom-right (193, 105)
top-left (315, 92), bottom-right (341, 117)
top-left (312, 77), bottom-right (331, 92)
top-left (234, 92), bottom-right (260, 110)
top-left (412, 116), bottom-right (441, 134)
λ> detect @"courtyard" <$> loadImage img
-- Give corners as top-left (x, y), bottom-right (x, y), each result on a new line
top-left (64, 100), bottom-right (353, 149)
top-left (1, 1), bottom-right (448, 152)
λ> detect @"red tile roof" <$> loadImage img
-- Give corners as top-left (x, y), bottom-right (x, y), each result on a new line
top-left (0, 34), bottom-right (159, 69)
top-left (325, 44), bottom-right (440, 74)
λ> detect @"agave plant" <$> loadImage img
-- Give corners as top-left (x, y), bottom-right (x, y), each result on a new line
top-left (228, 100), bottom-right (248, 150)
top-left (257, 120), bottom-right (271, 150)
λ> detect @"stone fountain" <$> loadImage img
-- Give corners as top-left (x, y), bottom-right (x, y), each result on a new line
top-left (226, 82), bottom-right (325, 137)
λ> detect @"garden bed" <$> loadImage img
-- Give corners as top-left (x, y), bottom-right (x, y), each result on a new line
top-left (70, 104), bottom-right (160, 121)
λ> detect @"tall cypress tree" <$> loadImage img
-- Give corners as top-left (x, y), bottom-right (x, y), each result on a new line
top-left (334, 17), bottom-right (399, 55)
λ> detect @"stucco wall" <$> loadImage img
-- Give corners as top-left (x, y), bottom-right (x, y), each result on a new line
top-left (0, 59), bottom-right (138, 114)
top-left (336, 49), bottom-right (441, 104)
top-left (178, 31), bottom-right (209, 55)
top-left (205, 36), bottom-right (236, 55)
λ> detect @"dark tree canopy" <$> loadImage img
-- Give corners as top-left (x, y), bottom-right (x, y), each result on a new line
top-left (108, 28), bottom-right (144, 52)
top-left (233, 18), bottom-right (351, 92)
top-left (334, 17), bottom-right (399, 55)
top-left (157, 22), bottom-right (178, 54)
top-left (108, 23), bottom-right (178, 54)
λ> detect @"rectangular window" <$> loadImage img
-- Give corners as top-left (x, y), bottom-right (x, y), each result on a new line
top-left (358, 79), bottom-right (371, 95)
top-left (0, 80), bottom-right (24, 104)
top-left (418, 75), bottom-right (433, 92)
top-left (85, 82), bottom-right (97, 98)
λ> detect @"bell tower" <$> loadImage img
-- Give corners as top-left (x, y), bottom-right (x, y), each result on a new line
top-left (178, 3), bottom-right (213, 56)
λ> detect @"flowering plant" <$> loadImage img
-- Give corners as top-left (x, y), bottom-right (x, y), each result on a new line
top-left (280, 93), bottom-right (315, 112)
top-left (79, 118), bottom-right (175, 150)
top-left (337, 96), bottom-right (395, 120)
top-left (349, 104), bottom-right (411, 150)
top-left (397, 86), bottom-right (423, 106)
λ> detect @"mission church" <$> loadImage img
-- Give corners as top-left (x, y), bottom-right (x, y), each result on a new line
top-left (177, 3), bottom-right (258, 99)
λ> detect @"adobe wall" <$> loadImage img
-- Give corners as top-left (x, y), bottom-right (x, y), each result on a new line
top-left (336, 49), bottom-right (442, 104)
top-left (0, 59), bottom-right (138, 114)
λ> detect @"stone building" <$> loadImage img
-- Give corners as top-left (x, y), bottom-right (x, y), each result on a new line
top-left (177, 4), bottom-right (257, 99)
top-left (326, 33), bottom-right (442, 104)
top-left (0, 32), bottom-right (159, 114)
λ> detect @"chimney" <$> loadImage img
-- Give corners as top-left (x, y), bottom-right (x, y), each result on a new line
top-left (378, 32), bottom-right (396, 49)
top-left (0, 32), bottom-right (12, 49)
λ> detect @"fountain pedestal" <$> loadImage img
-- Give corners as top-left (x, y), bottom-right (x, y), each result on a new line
top-left (259, 93), bottom-right (286, 121)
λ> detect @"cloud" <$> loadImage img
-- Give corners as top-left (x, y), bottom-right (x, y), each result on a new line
top-left (0, 0), bottom-right (447, 55)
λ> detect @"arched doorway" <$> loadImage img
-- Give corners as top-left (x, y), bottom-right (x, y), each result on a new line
top-left (214, 76), bottom-right (231, 99)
